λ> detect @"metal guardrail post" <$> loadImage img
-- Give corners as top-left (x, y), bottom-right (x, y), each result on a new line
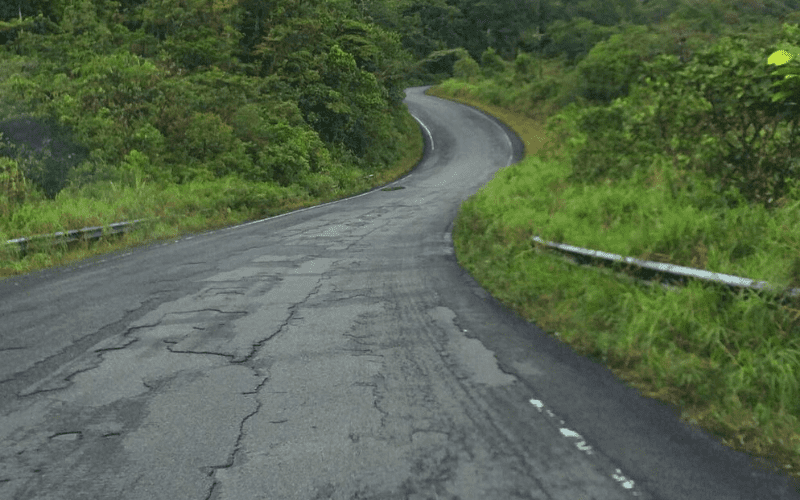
top-left (4, 218), bottom-right (158, 256)
top-left (531, 236), bottom-right (800, 303)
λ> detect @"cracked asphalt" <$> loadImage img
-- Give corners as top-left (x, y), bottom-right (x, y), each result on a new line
top-left (1, 87), bottom-right (799, 500)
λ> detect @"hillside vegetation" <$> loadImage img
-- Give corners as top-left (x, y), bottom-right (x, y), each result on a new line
top-left (0, 0), bottom-right (424, 276)
top-left (428, 2), bottom-right (800, 483)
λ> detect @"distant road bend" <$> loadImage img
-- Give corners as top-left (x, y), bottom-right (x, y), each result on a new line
top-left (1, 86), bottom-right (798, 500)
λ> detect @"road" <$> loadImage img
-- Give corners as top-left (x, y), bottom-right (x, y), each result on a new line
top-left (1, 86), bottom-right (798, 500)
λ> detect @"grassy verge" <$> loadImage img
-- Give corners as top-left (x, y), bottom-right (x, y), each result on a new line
top-left (428, 83), bottom-right (800, 481)
top-left (0, 109), bottom-right (424, 278)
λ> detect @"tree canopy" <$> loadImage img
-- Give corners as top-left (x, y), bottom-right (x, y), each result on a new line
top-left (0, 0), bottom-right (797, 202)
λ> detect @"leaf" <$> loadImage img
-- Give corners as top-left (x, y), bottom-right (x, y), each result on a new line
top-left (768, 50), bottom-right (794, 66)
top-left (769, 90), bottom-right (783, 102)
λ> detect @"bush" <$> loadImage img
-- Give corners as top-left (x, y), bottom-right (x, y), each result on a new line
top-left (576, 26), bottom-right (662, 104)
top-left (131, 122), bottom-right (166, 162)
top-left (513, 51), bottom-right (538, 82)
top-left (300, 171), bottom-right (339, 198)
top-left (454, 53), bottom-right (480, 82)
top-left (254, 122), bottom-right (321, 185)
top-left (480, 47), bottom-right (507, 77)
top-left (118, 149), bottom-right (152, 188)
top-left (544, 17), bottom-right (619, 66)
top-left (182, 111), bottom-right (253, 180)
top-left (638, 34), bottom-right (800, 209)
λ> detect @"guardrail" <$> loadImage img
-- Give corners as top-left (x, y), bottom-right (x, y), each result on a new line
top-left (6, 209), bottom-right (797, 305)
top-left (531, 236), bottom-right (800, 303)
top-left (4, 218), bottom-right (157, 256)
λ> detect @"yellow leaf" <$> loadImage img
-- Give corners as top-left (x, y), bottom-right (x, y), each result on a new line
top-left (768, 50), bottom-right (794, 66)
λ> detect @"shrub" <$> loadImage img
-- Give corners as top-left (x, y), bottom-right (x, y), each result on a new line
top-left (454, 54), bottom-right (480, 82)
top-left (577, 26), bottom-right (662, 104)
top-left (185, 112), bottom-right (235, 159)
top-left (300, 171), bottom-right (339, 198)
top-left (513, 51), bottom-right (538, 82)
top-left (480, 47), bottom-right (507, 77)
top-left (182, 111), bottom-right (253, 179)
top-left (131, 122), bottom-right (166, 162)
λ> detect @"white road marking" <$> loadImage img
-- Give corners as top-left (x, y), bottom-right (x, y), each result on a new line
top-left (529, 398), bottom-right (642, 496)
top-left (411, 113), bottom-right (434, 151)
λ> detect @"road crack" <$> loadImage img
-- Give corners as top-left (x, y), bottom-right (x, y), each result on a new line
top-left (162, 341), bottom-right (237, 361)
top-left (234, 277), bottom-right (327, 364)
top-left (202, 373), bottom-right (271, 500)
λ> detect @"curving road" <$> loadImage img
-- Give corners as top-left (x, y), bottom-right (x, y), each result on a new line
top-left (1, 86), bottom-right (798, 500)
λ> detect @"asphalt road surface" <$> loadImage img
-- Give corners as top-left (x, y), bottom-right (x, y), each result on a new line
top-left (1, 86), bottom-right (798, 500)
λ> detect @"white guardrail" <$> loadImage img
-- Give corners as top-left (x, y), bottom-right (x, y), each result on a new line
top-left (5, 220), bottom-right (799, 302)
top-left (531, 236), bottom-right (800, 302)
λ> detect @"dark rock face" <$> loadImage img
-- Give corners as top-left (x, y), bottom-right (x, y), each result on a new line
top-left (0, 116), bottom-right (89, 198)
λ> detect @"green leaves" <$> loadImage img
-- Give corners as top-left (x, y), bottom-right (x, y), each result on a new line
top-left (295, 43), bottom-right (389, 160)
top-left (138, 0), bottom-right (243, 71)
top-left (256, 122), bottom-right (320, 185)
top-left (185, 112), bottom-right (234, 159)
top-left (480, 47), bottom-right (507, 77)
top-left (454, 52), bottom-right (480, 81)
top-left (765, 25), bottom-right (800, 107)
top-left (60, 0), bottom-right (99, 35)
top-left (543, 17), bottom-right (619, 66)
top-left (576, 25), bottom-right (662, 104)
top-left (767, 50), bottom-right (796, 67)
top-left (183, 112), bottom-right (253, 180)
top-left (577, 29), bottom-right (800, 210)
top-left (0, 0), bottom-right (418, 200)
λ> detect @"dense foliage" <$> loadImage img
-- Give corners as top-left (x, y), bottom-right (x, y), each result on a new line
top-left (1, 0), bottom-right (799, 208)
top-left (554, 22), bottom-right (800, 211)
top-left (411, 1), bottom-right (800, 212)
top-left (0, 0), bottom-right (416, 207)
top-left (0, 0), bottom-right (799, 224)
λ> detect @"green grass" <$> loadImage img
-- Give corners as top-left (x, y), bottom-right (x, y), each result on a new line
top-left (428, 83), bottom-right (800, 480)
top-left (0, 109), bottom-right (424, 278)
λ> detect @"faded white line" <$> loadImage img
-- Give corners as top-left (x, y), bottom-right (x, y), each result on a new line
top-left (529, 398), bottom-right (641, 496)
top-left (411, 113), bottom-right (435, 151)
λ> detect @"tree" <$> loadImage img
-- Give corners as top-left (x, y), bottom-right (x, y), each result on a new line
top-left (544, 17), bottom-right (619, 65)
top-left (576, 24), bottom-right (663, 103)
top-left (138, 0), bottom-right (242, 71)
top-left (454, 51), bottom-right (480, 81)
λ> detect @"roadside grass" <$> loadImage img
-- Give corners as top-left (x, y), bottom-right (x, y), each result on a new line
top-left (428, 83), bottom-right (800, 480)
top-left (0, 110), bottom-right (423, 278)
